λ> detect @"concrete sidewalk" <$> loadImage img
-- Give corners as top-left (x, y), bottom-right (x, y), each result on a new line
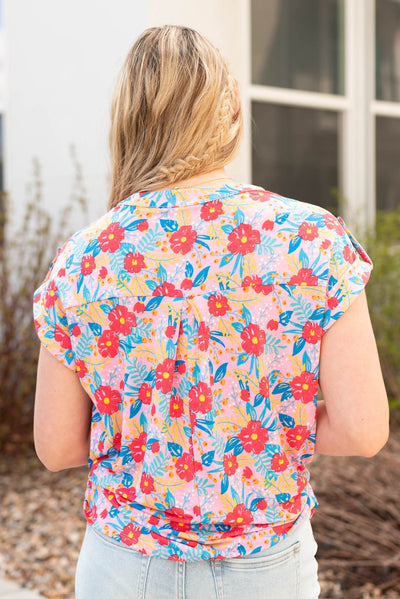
top-left (0, 579), bottom-right (42, 598)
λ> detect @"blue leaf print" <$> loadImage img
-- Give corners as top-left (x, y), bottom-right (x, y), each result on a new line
top-left (293, 336), bottom-right (306, 355)
top-left (185, 261), bottom-right (194, 278)
top-left (279, 413), bottom-right (295, 429)
top-left (234, 208), bottom-right (245, 225)
top-left (219, 253), bottom-right (234, 267)
top-left (214, 363), bottom-right (228, 383)
top-left (231, 322), bottom-right (245, 333)
top-left (92, 411), bottom-right (102, 423)
top-left (222, 224), bottom-right (234, 234)
top-left (225, 436), bottom-right (240, 453)
top-left (310, 307), bottom-right (325, 321)
top-left (201, 450), bottom-right (215, 466)
top-left (272, 382), bottom-right (291, 395)
top-left (157, 264), bottom-right (168, 284)
top-left (167, 442), bottom-right (183, 457)
top-left (246, 403), bottom-right (257, 421)
top-left (276, 493), bottom-right (291, 504)
top-left (221, 474), bottom-right (229, 494)
top-left (279, 311), bottom-right (293, 326)
top-left (299, 248), bottom-right (310, 269)
top-left (249, 498), bottom-right (263, 512)
top-left (77, 273), bottom-right (84, 293)
top-left (167, 339), bottom-right (177, 359)
top-left (231, 488), bottom-right (241, 505)
top-left (145, 296), bottom-right (163, 311)
top-left (89, 322), bottom-right (103, 337)
top-left (145, 280), bottom-right (158, 291)
top-left (84, 238), bottom-right (100, 255)
top-left (288, 235), bottom-right (301, 254)
top-left (302, 351), bottom-right (312, 372)
top-left (129, 398), bottom-right (142, 418)
top-left (275, 212), bottom-right (290, 225)
top-left (237, 353), bottom-right (249, 365)
top-left (166, 488), bottom-right (175, 508)
top-left (237, 544), bottom-right (246, 556)
top-left (100, 303), bottom-right (112, 314)
top-left (160, 219), bottom-right (179, 232)
top-left (233, 444), bottom-right (244, 456)
top-left (196, 239), bottom-right (210, 250)
top-left (193, 266), bottom-right (210, 287)
top-left (123, 219), bottom-right (147, 232)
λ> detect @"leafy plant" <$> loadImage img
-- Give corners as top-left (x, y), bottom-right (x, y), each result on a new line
top-left (0, 147), bottom-right (88, 455)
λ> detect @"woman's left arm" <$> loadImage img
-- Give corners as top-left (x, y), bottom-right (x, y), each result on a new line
top-left (34, 345), bottom-right (93, 472)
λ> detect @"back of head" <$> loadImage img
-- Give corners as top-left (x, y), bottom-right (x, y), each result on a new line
top-left (109, 25), bottom-right (243, 208)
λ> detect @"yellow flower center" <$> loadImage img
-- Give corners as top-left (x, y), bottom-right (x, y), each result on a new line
top-left (302, 383), bottom-right (309, 390)
top-left (184, 464), bottom-right (188, 470)
top-left (216, 302), bottom-right (222, 308)
top-left (310, 330), bottom-right (315, 336)
top-left (251, 433), bottom-right (258, 440)
top-left (120, 317), bottom-right (125, 324)
top-left (181, 236), bottom-right (187, 243)
top-left (241, 236), bottom-right (248, 243)
top-left (128, 531), bottom-right (134, 538)
top-left (210, 207), bottom-right (215, 212)
top-left (147, 391), bottom-right (151, 397)
top-left (106, 341), bottom-right (112, 346)
top-left (132, 259), bottom-right (137, 265)
top-left (307, 228), bottom-right (312, 235)
top-left (173, 403), bottom-right (179, 410)
top-left (279, 459), bottom-right (284, 464)
top-left (163, 372), bottom-right (170, 379)
top-left (85, 261), bottom-right (90, 268)
top-left (141, 444), bottom-right (146, 452)
top-left (108, 233), bottom-right (114, 240)
top-left (236, 517), bottom-right (244, 523)
top-left (199, 394), bottom-right (206, 402)
top-left (49, 290), bottom-right (55, 296)
top-left (104, 397), bottom-right (110, 404)
top-left (251, 336), bottom-right (258, 344)
top-left (296, 435), bottom-right (302, 441)
top-left (228, 461), bottom-right (232, 468)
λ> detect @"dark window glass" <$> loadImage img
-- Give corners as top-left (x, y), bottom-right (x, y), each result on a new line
top-left (251, 0), bottom-right (345, 94)
top-left (376, 0), bottom-right (400, 102)
top-left (376, 116), bottom-right (400, 210)
top-left (252, 102), bottom-right (339, 212)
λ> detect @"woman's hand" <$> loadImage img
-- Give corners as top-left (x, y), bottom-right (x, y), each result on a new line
top-left (34, 345), bottom-right (93, 471)
top-left (317, 290), bottom-right (390, 457)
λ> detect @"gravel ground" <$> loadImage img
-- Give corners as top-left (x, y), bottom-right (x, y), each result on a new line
top-left (1, 430), bottom-right (399, 599)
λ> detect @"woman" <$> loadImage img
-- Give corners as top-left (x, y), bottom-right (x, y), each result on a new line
top-left (33, 25), bottom-right (389, 599)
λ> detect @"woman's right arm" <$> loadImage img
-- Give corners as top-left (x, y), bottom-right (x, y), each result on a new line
top-left (316, 290), bottom-right (389, 457)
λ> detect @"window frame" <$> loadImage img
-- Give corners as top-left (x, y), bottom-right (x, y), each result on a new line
top-left (243, 0), bottom-right (400, 229)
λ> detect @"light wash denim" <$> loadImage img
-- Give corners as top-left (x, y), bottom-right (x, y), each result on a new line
top-left (75, 516), bottom-right (320, 599)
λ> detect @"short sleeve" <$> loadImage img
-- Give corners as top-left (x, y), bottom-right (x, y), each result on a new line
top-left (33, 258), bottom-right (77, 371)
top-left (322, 216), bottom-right (373, 333)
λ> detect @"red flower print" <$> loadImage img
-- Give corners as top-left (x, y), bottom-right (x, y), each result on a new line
top-left (223, 453), bottom-right (239, 475)
top-left (272, 522), bottom-right (292, 535)
top-left (151, 531), bottom-right (171, 546)
top-left (168, 507), bottom-right (193, 533)
top-left (102, 488), bottom-right (120, 508)
top-left (302, 321), bottom-right (324, 345)
top-left (57, 267), bottom-right (66, 277)
top-left (343, 244), bottom-right (356, 264)
top-left (139, 383), bottom-right (152, 404)
top-left (140, 473), bottom-right (155, 494)
top-left (45, 280), bottom-right (58, 309)
top-left (321, 239), bottom-right (331, 249)
top-left (223, 503), bottom-right (254, 526)
top-left (113, 433), bottom-right (122, 452)
top-left (84, 504), bottom-right (97, 524)
top-left (54, 326), bottom-right (72, 349)
top-left (165, 325), bottom-right (176, 339)
top-left (155, 358), bottom-right (175, 394)
top-left (137, 220), bottom-right (149, 232)
top-left (240, 322), bottom-right (266, 356)
top-left (189, 381), bottom-right (213, 414)
top-left (267, 319), bottom-right (279, 331)
top-left (239, 420), bottom-right (269, 454)
top-left (240, 388), bottom-right (250, 402)
top-left (169, 395), bottom-right (184, 418)
top-left (323, 213), bottom-right (344, 235)
top-left (98, 222), bottom-right (125, 253)
top-left (71, 324), bottom-right (81, 337)
top-left (288, 268), bottom-right (318, 286)
top-left (120, 523), bottom-right (141, 546)
top-left (281, 493), bottom-right (302, 515)
top-left (242, 466), bottom-right (253, 479)
top-left (290, 371), bottom-right (318, 403)
top-left (75, 358), bottom-right (88, 378)
top-left (99, 266), bottom-right (108, 279)
top-left (262, 219), bottom-right (274, 231)
top-left (198, 321), bottom-right (210, 351)
top-left (81, 254), bottom-right (96, 275)
top-left (175, 452), bottom-right (196, 482)
top-left (208, 293), bottom-right (231, 316)
top-left (94, 385), bottom-right (122, 415)
top-left (152, 281), bottom-right (183, 297)
top-left (257, 499), bottom-right (268, 510)
top-left (227, 223), bottom-right (260, 255)
top-left (177, 361), bottom-right (186, 374)
top-left (134, 301), bottom-right (145, 312)
top-left (129, 432), bottom-right (147, 462)
top-left (124, 251), bottom-right (146, 273)
top-left (298, 222), bottom-right (319, 241)
top-left (181, 278), bottom-right (193, 290)
top-left (200, 199), bottom-right (224, 221)
top-left (241, 275), bottom-right (268, 295)
top-left (327, 296), bottom-right (339, 310)
top-left (116, 487), bottom-right (136, 504)
top-left (97, 330), bottom-right (120, 357)
top-left (270, 452), bottom-right (289, 472)
top-left (169, 225), bottom-right (197, 255)
top-left (151, 441), bottom-right (160, 453)
top-left (259, 376), bottom-right (269, 397)
top-left (108, 304), bottom-right (137, 336)
top-left (286, 425), bottom-right (309, 450)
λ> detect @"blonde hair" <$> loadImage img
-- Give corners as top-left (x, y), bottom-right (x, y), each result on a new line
top-left (108, 25), bottom-right (243, 208)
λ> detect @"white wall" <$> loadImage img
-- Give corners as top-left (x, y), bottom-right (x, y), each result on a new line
top-left (4, 0), bottom-right (148, 227)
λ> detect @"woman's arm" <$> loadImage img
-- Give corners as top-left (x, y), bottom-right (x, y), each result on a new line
top-left (34, 345), bottom-right (93, 471)
top-left (316, 290), bottom-right (389, 457)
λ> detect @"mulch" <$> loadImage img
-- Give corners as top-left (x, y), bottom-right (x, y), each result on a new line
top-left (0, 429), bottom-right (399, 599)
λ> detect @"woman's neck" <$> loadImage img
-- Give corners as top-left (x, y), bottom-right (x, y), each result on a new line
top-left (152, 168), bottom-right (235, 192)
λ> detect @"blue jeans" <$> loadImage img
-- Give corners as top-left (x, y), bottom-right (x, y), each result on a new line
top-left (75, 517), bottom-right (320, 598)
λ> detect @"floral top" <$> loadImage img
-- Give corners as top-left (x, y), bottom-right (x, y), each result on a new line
top-left (33, 182), bottom-right (372, 560)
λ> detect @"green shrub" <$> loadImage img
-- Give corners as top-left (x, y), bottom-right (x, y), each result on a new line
top-left (0, 150), bottom-right (88, 455)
